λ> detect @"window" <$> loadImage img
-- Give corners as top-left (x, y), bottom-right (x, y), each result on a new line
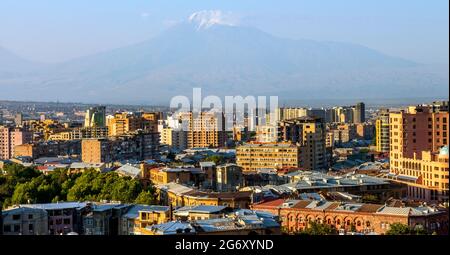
top-left (14, 225), bottom-right (20, 232)
top-left (56, 219), bottom-right (62, 225)
top-left (63, 219), bottom-right (70, 225)
top-left (3, 225), bottom-right (11, 232)
top-left (28, 224), bottom-right (34, 232)
top-left (12, 214), bottom-right (20, 220)
top-left (28, 214), bottom-right (33, 220)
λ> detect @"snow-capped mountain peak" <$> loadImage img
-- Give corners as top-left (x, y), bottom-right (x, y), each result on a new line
top-left (188, 10), bottom-right (237, 30)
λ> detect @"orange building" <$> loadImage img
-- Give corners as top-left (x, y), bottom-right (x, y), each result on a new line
top-left (251, 199), bottom-right (448, 235)
top-left (389, 104), bottom-right (449, 204)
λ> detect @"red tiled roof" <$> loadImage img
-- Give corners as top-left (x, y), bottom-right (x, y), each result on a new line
top-left (357, 204), bottom-right (384, 213)
top-left (324, 203), bottom-right (341, 211)
top-left (252, 199), bottom-right (285, 208)
top-left (292, 200), bottom-right (313, 209)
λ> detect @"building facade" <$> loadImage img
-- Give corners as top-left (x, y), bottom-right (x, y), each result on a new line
top-left (0, 126), bottom-right (32, 160)
top-left (376, 109), bottom-right (390, 153)
top-left (236, 143), bottom-right (300, 172)
top-left (251, 199), bottom-right (448, 235)
top-left (388, 104), bottom-right (449, 204)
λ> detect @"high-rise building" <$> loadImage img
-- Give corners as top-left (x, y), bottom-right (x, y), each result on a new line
top-left (353, 102), bottom-right (365, 123)
top-left (81, 131), bottom-right (160, 164)
top-left (332, 106), bottom-right (354, 123)
top-left (108, 112), bottom-right (140, 136)
top-left (388, 104), bottom-right (449, 204)
top-left (0, 126), bottom-right (32, 160)
top-left (278, 116), bottom-right (327, 170)
top-left (375, 109), bottom-right (390, 153)
top-left (107, 111), bottom-right (161, 137)
top-left (81, 139), bottom-right (110, 163)
top-left (84, 106), bottom-right (106, 128)
top-left (176, 111), bottom-right (226, 148)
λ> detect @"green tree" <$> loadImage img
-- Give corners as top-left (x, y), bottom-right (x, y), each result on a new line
top-left (203, 155), bottom-right (224, 165)
top-left (2, 164), bottom-right (157, 207)
top-left (296, 222), bottom-right (338, 235)
top-left (386, 223), bottom-right (428, 235)
top-left (135, 190), bottom-right (155, 205)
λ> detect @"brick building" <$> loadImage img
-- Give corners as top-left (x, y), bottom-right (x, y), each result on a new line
top-left (251, 199), bottom-right (448, 235)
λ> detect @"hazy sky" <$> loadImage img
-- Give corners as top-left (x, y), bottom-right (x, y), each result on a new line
top-left (0, 0), bottom-right (448, 65)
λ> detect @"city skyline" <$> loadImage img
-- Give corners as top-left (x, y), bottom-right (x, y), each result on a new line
top-left (0, 1), bottom-right (449, 239)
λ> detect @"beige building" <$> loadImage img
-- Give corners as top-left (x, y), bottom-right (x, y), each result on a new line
top-left (276, 107), bottom-right (309, 121)
top-left (107, 112), bottom-right (160, 137)
top-left (388, 104), bottom-right (449, 204)
top-left (82, 139), bottom-right (110, 163)
top-left (236, 142), bottom-right (300, 172)
top-left (176, 111), bottom-right (226, 148)
top-left (158, 126), bottom-right (188, 150)
top-left (376, 109), bottom-right (390, 153)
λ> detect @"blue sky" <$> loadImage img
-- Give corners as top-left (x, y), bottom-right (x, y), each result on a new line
top-left (0, 0), bottom-right (448, 65)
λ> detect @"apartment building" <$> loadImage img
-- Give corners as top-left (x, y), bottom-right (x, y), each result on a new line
top-left (236, 142), bottom-right (300, 172)
top-left (388, 104), bottom-right (449, 204)
top-left (81, 131), bottom-right (160, 163)
top-left (0, 126), bottom-right (32, 160)
top-left (252, 199), bottom-right (448, 235)
top-left (278, 116), bottom-right (327, 170)
top-left (376, 109), bottom-right (390, 153)
top-left (176, 111), bottom-right (226, 148)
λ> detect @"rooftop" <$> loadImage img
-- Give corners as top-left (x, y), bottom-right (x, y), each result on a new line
top-left (174, 205), bottom-right (227, 214)
top-left (115, 164), bottom-right (141, 178)
top-left (20, 201), bottom-right (87, 210)
top-left (122, 205), bottom-right (170, 219)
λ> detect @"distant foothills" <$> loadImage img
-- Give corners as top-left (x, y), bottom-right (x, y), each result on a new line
top-left (1, 96), bottom-right (449, 110)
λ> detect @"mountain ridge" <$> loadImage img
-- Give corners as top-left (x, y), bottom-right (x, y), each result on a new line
top-left (0, 22), bottom-right (447, 104)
